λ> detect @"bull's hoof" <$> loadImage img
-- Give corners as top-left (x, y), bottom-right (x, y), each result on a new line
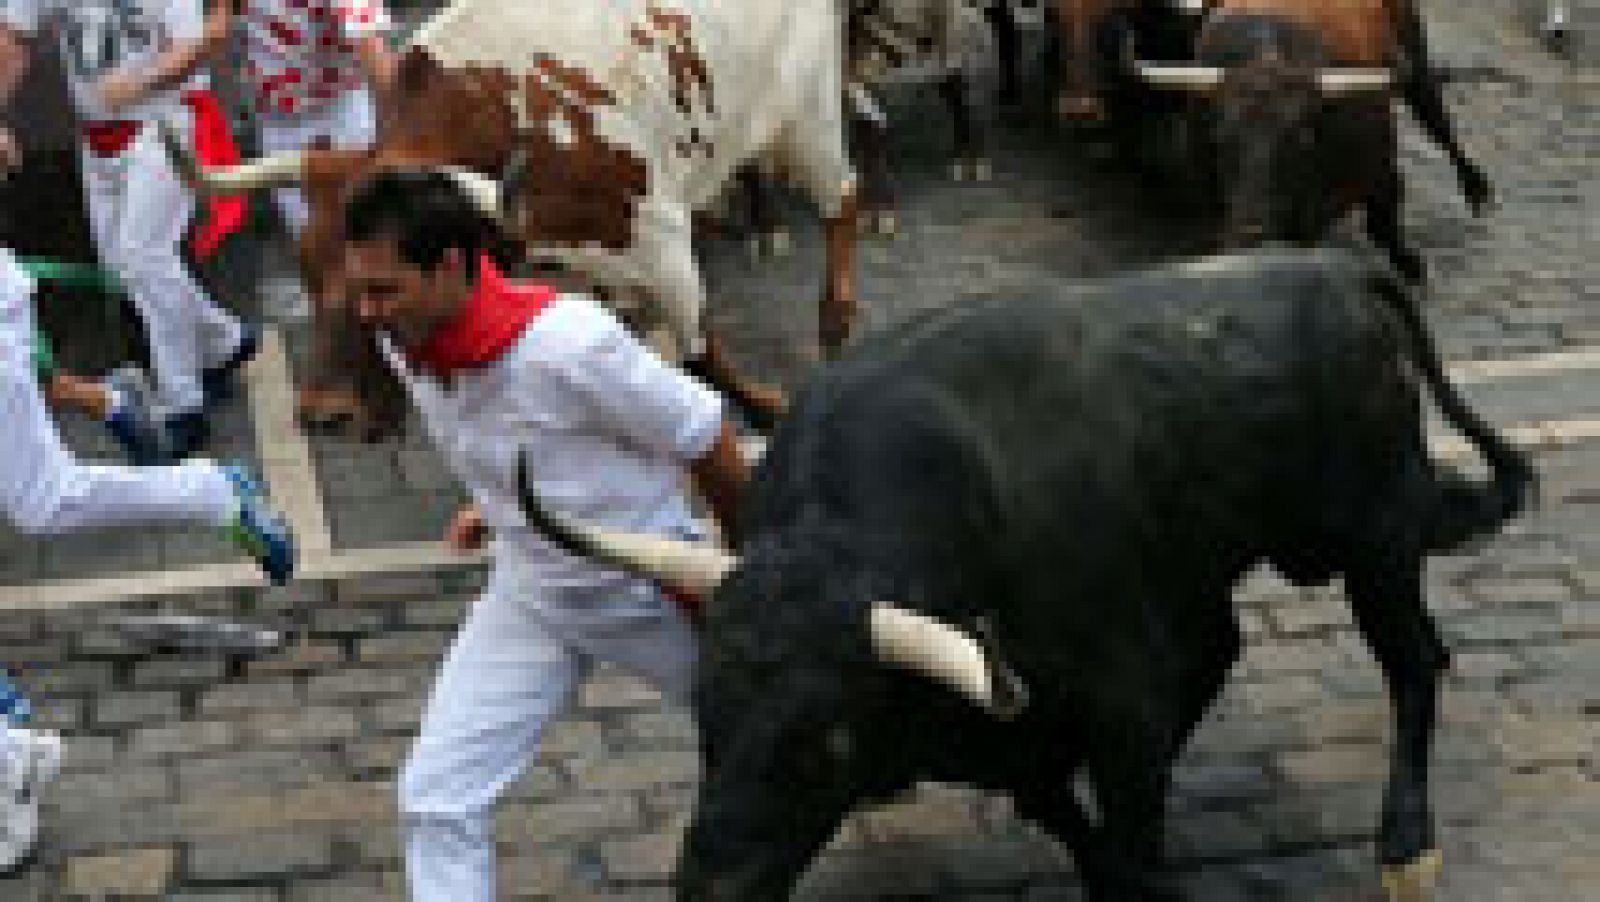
top-left (1381, 850), bottom-right (1442, 902)
top-left (951, 158), bottom-right (994, 183)
top-left (1056, 93), bottom-right (1107, 125)
top-left (865, 209), bottom-right (899, 237)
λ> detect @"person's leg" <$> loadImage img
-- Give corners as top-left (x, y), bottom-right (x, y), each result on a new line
top-left (569, 585), bottom-right (699, 706)
top-left (109, 126), bottom-right (246, 421)
top-left (399, 571), bottom-right (586, 902)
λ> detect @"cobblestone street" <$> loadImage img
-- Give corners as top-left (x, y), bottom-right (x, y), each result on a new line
top-left (0, 1), bottom-right (1594, 898)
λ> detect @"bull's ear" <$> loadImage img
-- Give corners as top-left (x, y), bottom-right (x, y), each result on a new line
top-left (396, 47), bottom-right (439, 96)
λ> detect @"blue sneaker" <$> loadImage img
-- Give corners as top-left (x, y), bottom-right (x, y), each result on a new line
top-left (221, 464), bottom-right (296, 586)
top-left (101, 367), bottom-right (177, 466)
top-left (203, 321), bottom-right (261, 405)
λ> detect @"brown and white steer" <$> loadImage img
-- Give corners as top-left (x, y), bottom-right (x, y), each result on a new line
top-left (171, 0), bottom-right (861, 430)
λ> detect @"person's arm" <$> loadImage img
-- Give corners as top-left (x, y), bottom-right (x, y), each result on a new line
top-left (689, 418), bottom-right (748, 542)
top-left (0, 23), bottom-right (34, 168)
top-left (94, 0), bottom-right (222, 114)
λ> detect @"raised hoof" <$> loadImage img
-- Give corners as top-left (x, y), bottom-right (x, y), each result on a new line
top-left (1382, 850), bottom-right (1442, 902)
top-left (951, 158), bottom-right (994, 182)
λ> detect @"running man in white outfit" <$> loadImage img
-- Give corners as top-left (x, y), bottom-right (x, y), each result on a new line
top-left (0, 0), bottom-right (258, 458)
top-left (0, 244), bottom-right (295, 873)
top-left (337, 169), bottom-right (746, 902)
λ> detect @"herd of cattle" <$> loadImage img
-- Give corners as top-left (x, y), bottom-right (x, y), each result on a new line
top-left (164, 1), bottom-right (1539, 899)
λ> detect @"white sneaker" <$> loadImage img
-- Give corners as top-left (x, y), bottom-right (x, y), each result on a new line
top-left (0, 726), bottom-right (63, 872)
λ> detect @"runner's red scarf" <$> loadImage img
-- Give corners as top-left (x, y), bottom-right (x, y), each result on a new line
top-left (412, 254), bottom-right (556, 378)
top-left (182, 89), bottom-right (250, 260)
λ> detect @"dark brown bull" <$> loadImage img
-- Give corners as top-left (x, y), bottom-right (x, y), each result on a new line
top-left (1133, 0), bottom-right (1492, 282)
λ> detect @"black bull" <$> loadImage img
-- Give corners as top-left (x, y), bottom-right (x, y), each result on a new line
top-left (518, 250), bottom-right (1533, 900)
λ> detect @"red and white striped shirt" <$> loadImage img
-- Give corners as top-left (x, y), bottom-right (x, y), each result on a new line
top-left (240, 0), bottom-right (390, 118)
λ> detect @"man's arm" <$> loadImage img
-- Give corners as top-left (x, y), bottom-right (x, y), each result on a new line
top-left (690, 418), bottom-right (748, 542)
top-left (95, 0), bottom-right (227, 114)
top-left (0, 24), bottom-right (33, 169)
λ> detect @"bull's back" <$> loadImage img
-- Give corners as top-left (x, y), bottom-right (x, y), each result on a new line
top-left (411, 0), bottom-right (839, 206)
top-left (1210, 0), bottom-right (1398, 64)
top-left (799, 252), bottom-right (1386, 573)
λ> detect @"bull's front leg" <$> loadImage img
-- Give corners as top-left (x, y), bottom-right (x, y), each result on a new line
top-left (846, 84), bottom-right (899, 237)
top-left (1344, 558), bottom-right (1448, 902)
top-left (984, 1), bottom-right (1025, 106)
top-left (941, 69), bottom-right (992, 183)
top-left (820, 186), bottom-right (861, 356)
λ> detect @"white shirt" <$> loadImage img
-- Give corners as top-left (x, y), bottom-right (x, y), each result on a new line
top-left (385, 293), bottom-right (724, 622)
top-left (0, 247), bottom-right (36, 360)
top-left (239, 0), bottom-right (390, 118)
top-left (1, 0), bottom-right (204, 122)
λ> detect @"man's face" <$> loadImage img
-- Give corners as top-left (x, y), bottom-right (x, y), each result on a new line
top-left (342, 239), bottom-right (470, 351)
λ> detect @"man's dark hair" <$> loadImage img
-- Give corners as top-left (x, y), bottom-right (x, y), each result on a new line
top-left (341, 168), bottom-right (518, 276)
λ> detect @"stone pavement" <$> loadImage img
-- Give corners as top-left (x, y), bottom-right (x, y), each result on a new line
top-left (1, 0), bottom-right (1595, 898)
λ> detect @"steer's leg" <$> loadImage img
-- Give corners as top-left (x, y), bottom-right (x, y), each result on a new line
top-left (941, 68), bottom-right (991, 182)
top-left (846, 84), bottom-right (898, 237)
top-left (781, 73), bottom-right (863, 358)
top-left (639, 213), bottom-right (788, 429)
top-left (1393, 5), bottom-right (1493, 215)
top-left (985, 1), bottom-right (1025, 106)
top-left (1079, 710), bottom-right (1182, 901)
top-left (1366, 162), bottom-right (1426, 285)
top-left (1343, 555), bottom-right (1447, 902)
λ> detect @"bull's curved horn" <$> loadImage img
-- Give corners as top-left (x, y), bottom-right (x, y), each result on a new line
top-left (156, 119), bottom-right (305, 195)
top-left (438, 166), bottom-right (506, 223)
top-left (515, 451), bottom-right (737, 596)
top-left (1317, 69), bottom-right (1394, 95)
top-left (869, 605), bottom-right (1028, 720)
top-left (1133, 62), bottom-right (1224, 92)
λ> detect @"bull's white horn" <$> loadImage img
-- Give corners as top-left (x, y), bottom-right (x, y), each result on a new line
top-left (156, 119), bottom-right (305, 195)
top-left (515, 452), bottom-right (736, 596)
top-left (869, 604), bottom-right (1027, 720)
top-left (439, 167), bottom-right (506, 223)
top-left (1317, 69), bottom-right (1394, 94)
top-left (1133, 63), bottom-right (1225, 92)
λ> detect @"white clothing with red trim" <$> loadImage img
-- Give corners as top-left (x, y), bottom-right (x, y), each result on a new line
top-left (240, 0), bottom-right (390, 119)
top-left (0, 0), bottom-right (205, 123)
top-left (383, 291), bottom-right (721, 901)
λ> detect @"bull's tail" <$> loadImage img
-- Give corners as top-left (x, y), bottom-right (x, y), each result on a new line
top-left (1367, 274), bottom-right (1537, 551)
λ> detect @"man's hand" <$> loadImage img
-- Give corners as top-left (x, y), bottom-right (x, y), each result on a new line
top-left (95, 71), bottom-right (145, 114)
top-left (0, 126), bottom-right (21, 172)
top-left (444, 504), bottom-right (489, 553)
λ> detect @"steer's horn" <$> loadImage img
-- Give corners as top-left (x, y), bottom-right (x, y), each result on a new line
top-left (1133, 62), bottom-right (1224, 92)
top-left (869, 605), bottom-right (1029, 720)
top-left (515, 451), bottom-right (737, 596)
top-left (438, 166), bottom-right (506, 224)
top-left (156, 119), bottom-right (305, 195)
top-left (1317, 69), bottom-right (1394, 95)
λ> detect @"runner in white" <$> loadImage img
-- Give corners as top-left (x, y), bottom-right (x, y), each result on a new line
top-left (234, 0), bottom-right (393, 234)
top-left (336, 169), bottom-right (746, 902)
top-left (0, 244), bottom-right (294, 874)
top-left (0, 0), bottom-right (257, 457)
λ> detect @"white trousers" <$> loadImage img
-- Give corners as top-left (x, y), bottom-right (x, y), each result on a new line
top-left (0, 314), bottom-right (235, 535)
top-left (79, 116), bottom-right (244, 415)
top-left (399, 566), bottom-right (698, 902)
top-left (257, 89), bottom-right (378, 236)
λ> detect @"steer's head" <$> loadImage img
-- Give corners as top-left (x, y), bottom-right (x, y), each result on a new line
top-left (510, 455), bottom-right (1026, 899)
top-left (1134, 16), bottom-right (1392, 247)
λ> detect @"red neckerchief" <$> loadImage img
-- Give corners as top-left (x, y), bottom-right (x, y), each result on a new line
top-left (182, 89), bottom-right (250, 261)
top-left (411, 254), bottom-right (557, 378)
